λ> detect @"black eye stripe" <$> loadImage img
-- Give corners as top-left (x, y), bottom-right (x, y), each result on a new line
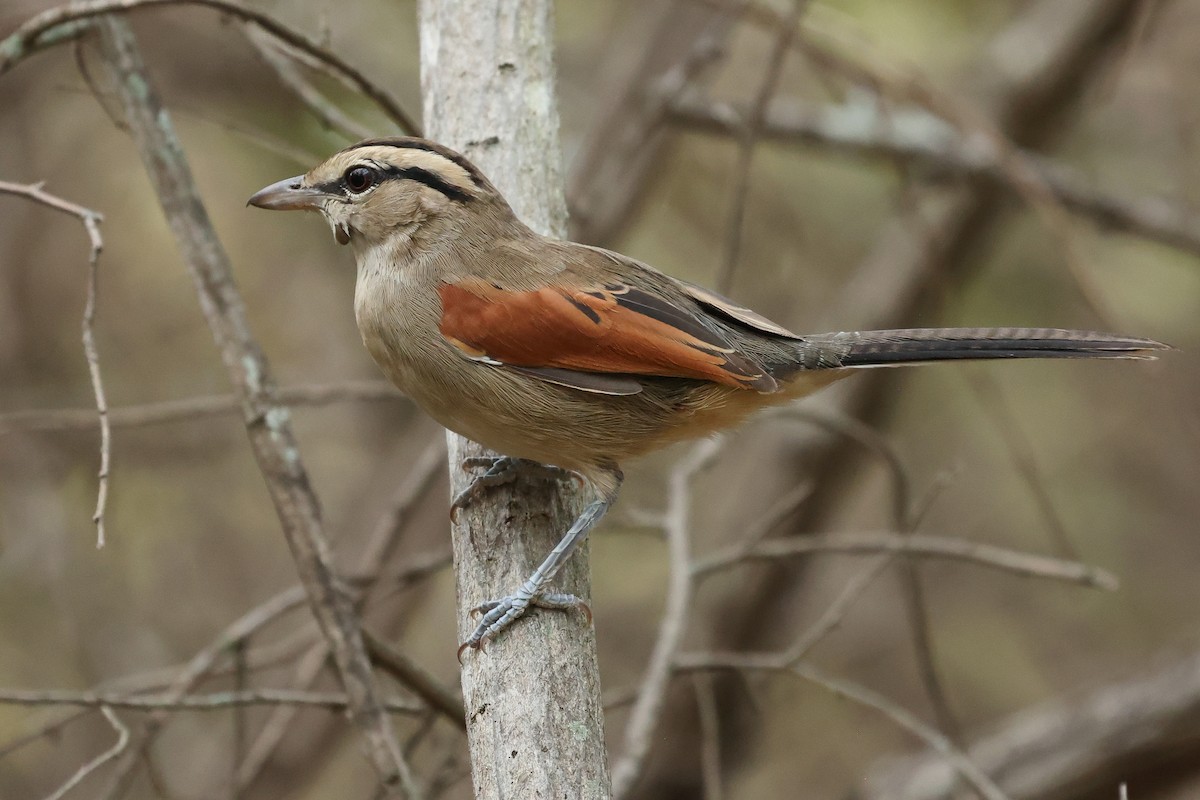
top-left (382, 166), bottom-right (473, 202)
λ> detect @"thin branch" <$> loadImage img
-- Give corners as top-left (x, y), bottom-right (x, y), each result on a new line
top-left (675, 654), bottom-right (1010, 800)
top-left (0, 0), bottom-right (419, 134)
top-left (692, 531), bottom-right (1118, 589)
top-left (42, 706), bottom-right (129, 800)
top-left (692, 674), bottom-right (724, 800)
top-left (668, 94), bottom-right (1200, 261)
top-left (94, 17), bottom-right (416, 794)
top-left (612, 438), bottom-right (723, 799)
top-left (963, 368), bottom-right (1078, 559)
top-left (0, 689), bottom-right (423, 713)
top-left (863, 647), bottom-right (1200, 800)
top-left (783, 554), bottom-right (892, 665)
top-left (363, 631), bottom-right (466, 731)
top-left (242, 23), bottom-right (375, 141)
top-left (714, 0), bottom-right (808, 294)
top-left (0, 380), bottom-right (405, 436)
top-left (0, 179), bottom-right (110, 547)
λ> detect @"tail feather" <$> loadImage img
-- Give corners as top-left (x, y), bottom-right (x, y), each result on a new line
top-left (801, 328), bottom-right (1169, 369)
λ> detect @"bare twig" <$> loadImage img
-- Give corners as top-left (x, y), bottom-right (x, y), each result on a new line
top-left (0, 0), bottom-right (419, 134)
top-left (715, 0), bottom-right (808, 294)
top-left (235, 447), bottom-right (447, 793)
top-left (675, 654), bottom-right (1010, 800)
top-left (242, 23), bottom-right (375, 141)
top-left (668, 94), bottom-right (1200, 260)
top-left (612, 438), bottom-right (723, 799)
top-left (42, 706), bottom-right (129, 800)
top-left (783, 554), bottom-right (892, 665)
top-left (963, 368), bottom-right (1078, 559)
top-left (692, 531), bottom-right (1118, 589)
top-left (692, 674), bottom-right (724, 800)
top-left (94, 17), bottom-right (416, 795)
top-left (863, 649), bottom-right (1200, 800)
top-left (0, 689), bottom-right (423, 714)
top-left (0, 179), bottom-right (109, 546)
top-left (363, 631), bottom-right (466, 731)
top-left (0, 380), bottom-right (405, 436)
top-left (566, 3), bottom-right (736, 245)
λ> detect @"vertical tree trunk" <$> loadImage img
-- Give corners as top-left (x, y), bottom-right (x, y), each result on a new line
top-left (417, 3), bottom-right (611, 799)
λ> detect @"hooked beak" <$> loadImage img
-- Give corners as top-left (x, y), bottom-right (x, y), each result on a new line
top-left (247, 175), bottom-right (327, 211)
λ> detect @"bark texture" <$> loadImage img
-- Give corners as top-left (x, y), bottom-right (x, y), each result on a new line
top-left (418, 3), bottom-right (611, 799)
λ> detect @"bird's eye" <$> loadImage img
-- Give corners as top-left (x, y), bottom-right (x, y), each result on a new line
top-left (344, 166), bottom-right (378, 194)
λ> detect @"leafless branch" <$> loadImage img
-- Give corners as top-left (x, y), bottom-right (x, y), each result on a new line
top-left (0, 179), bottom-right (110, 547)
top-left (863, 649), bottom-right (1200, 800)
top-left (676, 654), bottom-right (1011, 800)
top-left (715, 0), bottom-right (808, 294)
top-left (962, 368), bottom-right (1078, 559)
top-left (0, 0), bottom-right (419, 134)
top-left (0, 380), bottom-right (405, 436)
top-left (612, 438), bottom-right (722, 799)
top-left (692, 674), bottom-right (724, 800)
top-left (93, 17), bottom-right (416, 795)
top-left (242, 23), bottom-right (375, 141)
top-left (692, 531), bottom-right (1118, 589)
top-left (0, 689), bottom-right (424, 714)
top-left (41, 706), bottom-right (129, 800)
top-left (668, 94), bottom-right (1200, 260)
top-left (362, 631), bottom-right (466, 731)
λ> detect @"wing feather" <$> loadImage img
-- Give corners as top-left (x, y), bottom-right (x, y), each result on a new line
top-left (438, 280), bottom-right (778, 392)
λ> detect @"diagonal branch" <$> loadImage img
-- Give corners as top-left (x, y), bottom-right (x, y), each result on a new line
top-left (0, 0), bottom-right (419, 134)
top-left (92, 16), bottom-right (417, 796)
top-left (0, 180), bottom-right (110, 547)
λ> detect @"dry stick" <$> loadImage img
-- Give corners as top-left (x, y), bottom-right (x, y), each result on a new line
top-left (362, 632), bottom-right (466, 731)
top-left (93, 17), bottom-right (416, 797)
top-left (666, 95), bottom-right (1200, 260)
top-left (702, 1), bottom-right (1146, 777)
top-left (419, 2), bottom-right (609, 799)
top-left (714, 0), bottom-right (808, 294)
top-left (713, 0), bottom-right (1127, 326)
top-left (242, 23), bottom-right (375, 142)
top-left (0, 689), bottom-right (423, 714)
top-left (775, 406), bottom-right (961, 740)
top-left (675, 654), bottom-right (1011, 800)
top-left (612, 438), bottom-right (722, 799)
top-left (0, 380), bottom-right (404, 436)
top-left (235, 441), bottom-right (447, 793)
top-left (566, 2), bottom-right (740, 246)
top-left (0, 180), bottom-right (110, 547)
top-left (691, 674), bottom-right (724, 800)
top-left (0, 0), bottom-right (419, 135)
top-left (860, 648), bottom-right (1200, 800)
top-left (94, 580), bottom-right (316, 797)
top-left (963, 368), bottom-right (1079, 560)
top-left (42, 707), bottom-right (129, 800)
top-left (692, 531), bottom-right (1118, 589)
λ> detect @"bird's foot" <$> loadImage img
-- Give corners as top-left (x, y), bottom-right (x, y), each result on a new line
top-left (457, 589), bottom-right (591, 662)
top-left (450, 456), bottom-right (582, 521)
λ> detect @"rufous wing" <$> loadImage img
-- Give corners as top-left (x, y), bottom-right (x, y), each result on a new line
top-left (438, 279), bottom-right (779, 394)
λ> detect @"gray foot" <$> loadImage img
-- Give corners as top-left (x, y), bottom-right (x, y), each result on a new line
top-left (457, 590), bottom-right (591, 661)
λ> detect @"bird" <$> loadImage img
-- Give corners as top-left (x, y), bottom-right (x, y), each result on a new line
top-left (249, 136), bottom-right (1168, 656)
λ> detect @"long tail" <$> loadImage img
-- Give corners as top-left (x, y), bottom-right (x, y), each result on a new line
top-left (799, 328), bottom-right (1169, 369)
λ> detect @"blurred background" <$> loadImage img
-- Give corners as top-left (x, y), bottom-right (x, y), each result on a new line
top-left (1, 0), bottom-right (1198, 798)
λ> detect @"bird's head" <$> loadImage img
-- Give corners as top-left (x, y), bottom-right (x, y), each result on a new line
top-left (248, 137), bottom-right (500, 250)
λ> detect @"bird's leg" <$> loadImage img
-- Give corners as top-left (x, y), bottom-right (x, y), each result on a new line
top-left (450, 456), bottom-right (581, 521)
top-left (458, 469), bottom-right (623, 659)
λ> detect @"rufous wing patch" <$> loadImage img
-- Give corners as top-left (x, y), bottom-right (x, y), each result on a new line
top-left (438, 280), bottom-right (778, 391)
